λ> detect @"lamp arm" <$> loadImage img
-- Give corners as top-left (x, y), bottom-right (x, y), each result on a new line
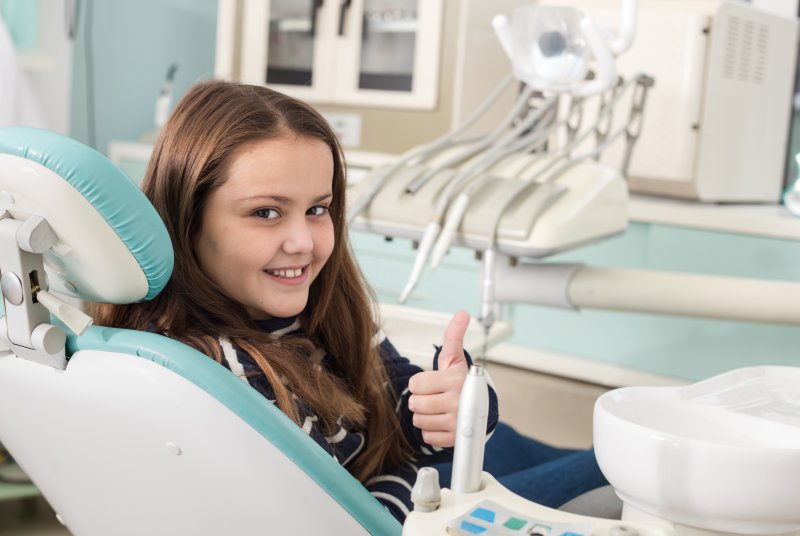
top-left (610, 0), bottom-right (638, 56)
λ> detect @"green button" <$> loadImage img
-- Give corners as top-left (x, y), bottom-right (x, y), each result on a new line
top-left (503, 517), bottom-right (527, 530)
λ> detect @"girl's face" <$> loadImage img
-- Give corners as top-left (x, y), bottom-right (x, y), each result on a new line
top-left (195, 135), bottom-right (335, 320)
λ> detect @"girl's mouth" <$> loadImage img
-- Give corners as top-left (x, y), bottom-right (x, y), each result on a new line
top-left (266, 267), bottom-right (303, 278)
top-left (264, 265), bottom-right (309, 286)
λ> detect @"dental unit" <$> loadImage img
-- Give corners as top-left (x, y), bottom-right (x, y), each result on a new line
top-left (433, 73), bottom-right (652, 342)
top-left (347, 3), bottom-right (800, 530)
top-left (350, 0), bottom-right (641, 356)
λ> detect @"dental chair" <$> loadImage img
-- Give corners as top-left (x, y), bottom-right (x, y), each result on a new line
top-left (3, 128), bottom-right (799, 536)
top-left (0, 127), bottom-right (401, 535)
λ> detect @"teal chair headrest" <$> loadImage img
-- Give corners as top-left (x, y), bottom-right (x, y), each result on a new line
top-left (0, 126), bottom-right (172, 302)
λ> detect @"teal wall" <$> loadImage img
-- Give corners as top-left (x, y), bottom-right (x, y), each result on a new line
top-left (62, 1), bottom-right (800, 384)
top-left (69, 0), bottom-right (217, 152)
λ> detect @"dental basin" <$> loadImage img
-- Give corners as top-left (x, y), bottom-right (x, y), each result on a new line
top-left (593, 366), bottom-right (800, 535)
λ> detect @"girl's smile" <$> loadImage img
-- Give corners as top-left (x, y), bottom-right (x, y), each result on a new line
top-left (263, 265), bottom-right (310, 286)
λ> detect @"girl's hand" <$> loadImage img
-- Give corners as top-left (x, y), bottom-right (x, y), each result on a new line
top-left (408, 310), bottom-right (471, 447)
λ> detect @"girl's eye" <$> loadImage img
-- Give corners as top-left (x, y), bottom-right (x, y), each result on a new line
top-left (307, 205), bottom-right (329, 217)
top-left (254, 208), bottom-right (280, 219)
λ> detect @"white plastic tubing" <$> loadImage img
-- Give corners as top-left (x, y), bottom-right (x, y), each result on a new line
top-left (492, 260), bottom-right (800, 325)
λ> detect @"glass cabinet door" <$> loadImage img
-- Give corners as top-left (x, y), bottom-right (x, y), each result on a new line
top-left (357, 0), bottom-right (418, 92)
top-left (265, 0), bottom-right (319, 87)
top-left (335, 0), bottom-right (443, 109)
top-left (238, 0), bottom-right (442, 109)
top-left (240, 0), bottom-right (336, 102)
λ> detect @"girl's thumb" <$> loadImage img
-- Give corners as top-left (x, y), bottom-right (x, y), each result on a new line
top-left (439, 310), bottom-right (470, 370)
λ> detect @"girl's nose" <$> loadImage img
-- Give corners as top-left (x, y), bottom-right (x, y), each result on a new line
top-left (282, 217), bottom-right (314, 254)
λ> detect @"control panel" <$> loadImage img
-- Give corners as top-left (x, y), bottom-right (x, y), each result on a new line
top-left (448, 500), bottom-right (594, 535)
top-left (403, 472), bottom-right (674, 536)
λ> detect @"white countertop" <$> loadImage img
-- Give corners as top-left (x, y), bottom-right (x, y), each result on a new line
top-left (346, 150), bottom-right (800, 242)
top-left (627, 194), bottom-right (800, 241)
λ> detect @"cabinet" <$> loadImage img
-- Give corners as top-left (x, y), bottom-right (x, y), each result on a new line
top-left (216, 0), bottom-right (521, 154)
top-left (217, 0), bottom-right (443, 110)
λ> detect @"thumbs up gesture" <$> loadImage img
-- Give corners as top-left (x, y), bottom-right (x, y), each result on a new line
top-left (408, 310), bottom-right (471, 448)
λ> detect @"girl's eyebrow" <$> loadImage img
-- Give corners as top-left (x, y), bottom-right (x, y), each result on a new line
top-left (239, 193), bottom-right (333, 205)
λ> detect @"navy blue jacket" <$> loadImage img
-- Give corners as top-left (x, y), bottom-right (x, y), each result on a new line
top-left (217, 315), bottom-right (499, 522)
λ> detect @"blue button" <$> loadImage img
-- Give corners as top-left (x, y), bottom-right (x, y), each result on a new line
top-left (470, 507), bottom-right (496, 523)
top-left (460, 520), bottom-right (488, 534)
top-left (560, 532), bottom-right (585, 536)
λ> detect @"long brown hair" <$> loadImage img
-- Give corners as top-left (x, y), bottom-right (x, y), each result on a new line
top-left (93, 80), bottom-right (410, 480)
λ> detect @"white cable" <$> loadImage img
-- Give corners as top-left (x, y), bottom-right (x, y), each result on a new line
top-left (430, 129), bottom-right (552, 269)
top-left (610, 0), bottom-right (638, 56)
top-left (432, 93), bottom-right (560, 219)
top-left (405, 84), bottom-right (538, 195)
top-left (348, 73), bottom-right (516, 224)
top-left (398, 94), bottom-right (560, 300)
top-left (430, 93), bottom-right (595, 269)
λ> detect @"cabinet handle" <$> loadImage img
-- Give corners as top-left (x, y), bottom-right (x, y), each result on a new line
top-left (338, 0), bottom-right (352, 36)
top-left (310, 0), bottom-right (323, 37)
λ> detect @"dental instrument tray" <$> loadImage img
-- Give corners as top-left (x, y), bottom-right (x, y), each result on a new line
top-left (347, 154), bottom-right (628, 260)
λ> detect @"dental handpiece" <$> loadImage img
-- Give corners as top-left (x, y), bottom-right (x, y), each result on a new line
top-left (398, 220), bottom-right (441, 303)
top-left (450, 365), bottom-right (489, 494)
top-left (479, 249), bottom-right (496, 332)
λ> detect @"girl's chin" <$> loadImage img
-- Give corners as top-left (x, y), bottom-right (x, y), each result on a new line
top-left (248, 302), bottom-right (307, 320)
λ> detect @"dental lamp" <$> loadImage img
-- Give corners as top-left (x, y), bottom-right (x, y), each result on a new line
top-left (492, 5), bottom-right (615, 98)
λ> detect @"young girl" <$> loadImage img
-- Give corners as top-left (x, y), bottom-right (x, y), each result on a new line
top-left (95, 80), bottom-right (608, 523)
top-left (94, 79), bottom-right (498, 522)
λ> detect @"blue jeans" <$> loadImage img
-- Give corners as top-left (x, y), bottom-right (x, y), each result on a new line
top-left (432, 422), bottom-right (608, 509)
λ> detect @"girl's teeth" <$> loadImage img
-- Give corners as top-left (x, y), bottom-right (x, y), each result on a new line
top-left (269, 268), bottom-right (301, 278)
